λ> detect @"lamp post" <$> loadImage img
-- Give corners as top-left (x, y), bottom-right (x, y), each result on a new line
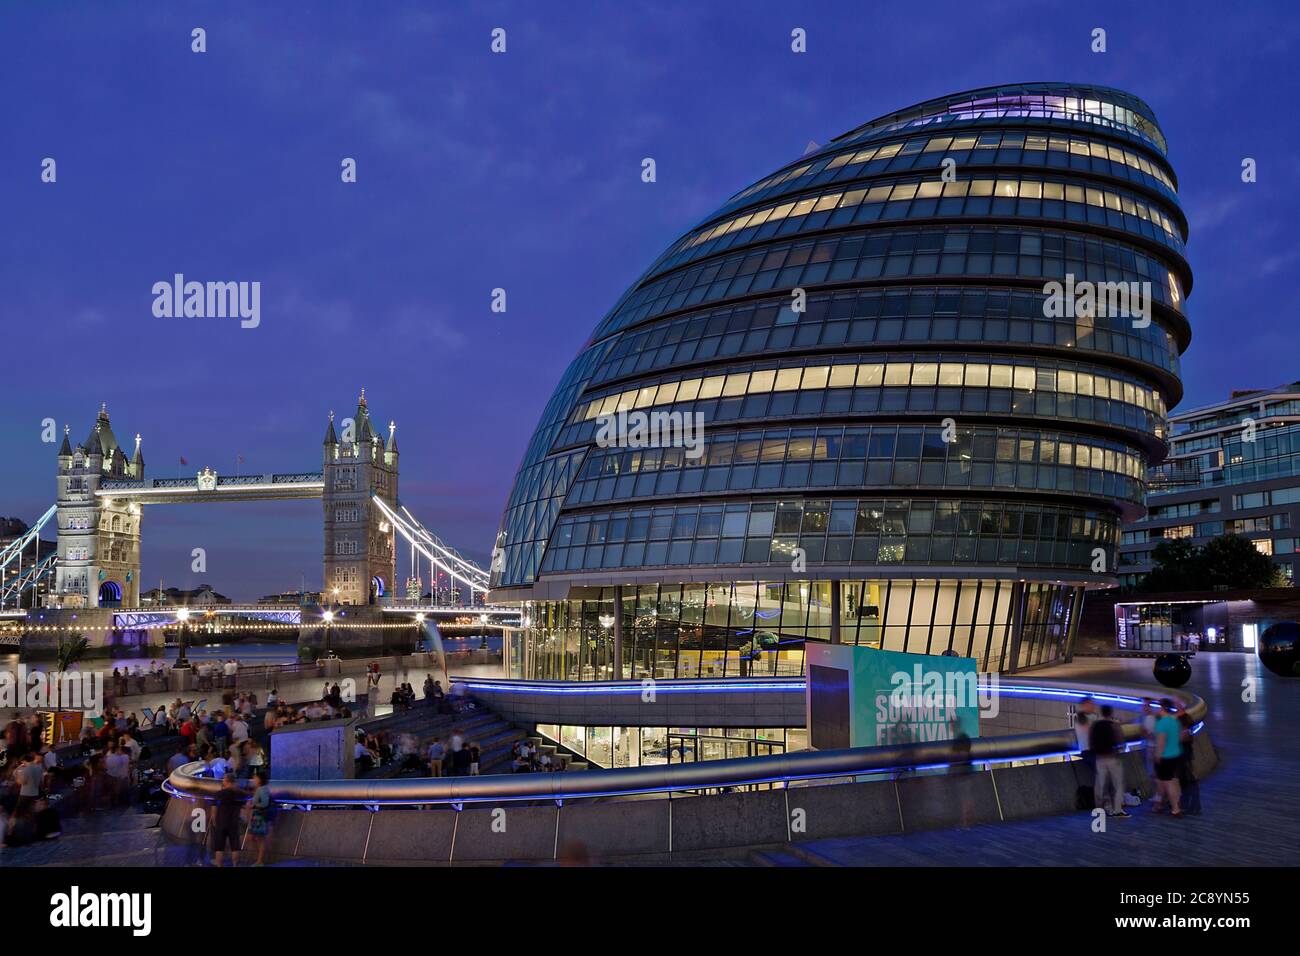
top-left (598, 613), bottom-right (615, 679)
top-left (175, 606), bottom-right (191, 667)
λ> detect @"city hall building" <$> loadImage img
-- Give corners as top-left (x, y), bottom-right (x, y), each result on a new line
top-left (490, 81), bottom-right (1192, 733)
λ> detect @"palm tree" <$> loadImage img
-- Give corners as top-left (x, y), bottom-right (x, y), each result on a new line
top-left (56, 634), bottom-right (89, 674)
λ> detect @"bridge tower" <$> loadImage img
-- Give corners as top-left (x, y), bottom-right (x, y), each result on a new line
top-left (52, 403), bottom-right (144, 608)
top-left (322, 390), bottom-right (398, 605)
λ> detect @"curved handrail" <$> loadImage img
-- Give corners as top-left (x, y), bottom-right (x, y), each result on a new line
top-left (165, 678), bottom-right (1205, 808)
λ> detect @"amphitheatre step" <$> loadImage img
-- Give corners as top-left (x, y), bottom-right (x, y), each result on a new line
top-left (748, 848), bottom-right (811, 867)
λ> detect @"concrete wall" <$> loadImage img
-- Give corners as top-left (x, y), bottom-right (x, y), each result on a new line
top-left (161, 726), bottom-right (1218, 863)
top-left (270, 717), bottom-right (358, 780)
top-left (980, 693), bottom-right (1080, 736)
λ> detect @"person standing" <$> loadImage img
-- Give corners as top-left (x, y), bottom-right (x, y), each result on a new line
top-left (244, 771), bottom-right (273, 866)
top-left (1152, 699), bottom-right (1184, 817)
top-left (427, 737), bottom-right (445, 777)
top-left (4, 713), bottom-right (31, 762)
top-left (213, 711), bottom-right (231, 756)
top-left (168, 744), bottom-right (197, 774)
top-left (104, 741), bottom-right (132, 806)
top-left (1138, 698), bottom-right (1159, 798)
top-left (366, 664), bottom-right (382, 718)
top-left (451, 740), bottom-right (471, 777)
top-left (1089, 705), bottom-right (1129, 818)
top-left (208, 772), bottom-right (245, 867)
top-left (14, 753), bottom-right (44, 816)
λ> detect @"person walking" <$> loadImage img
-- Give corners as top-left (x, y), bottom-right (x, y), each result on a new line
top-left (1090, 705), bottom-right (1128, 818)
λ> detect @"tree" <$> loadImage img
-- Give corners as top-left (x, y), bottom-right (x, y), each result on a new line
top-left (55, 633), bottom-right (89, 673)
top-left (1139, 534), bottom-right (1289, 593)
top-left (1199, 534), bottom-right (1289, 589)
top-left (1139, 538), bottom-right (1202, 593)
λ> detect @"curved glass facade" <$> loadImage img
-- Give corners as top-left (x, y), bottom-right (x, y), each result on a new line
top-left (492, 83), bottom-right (1191, 676)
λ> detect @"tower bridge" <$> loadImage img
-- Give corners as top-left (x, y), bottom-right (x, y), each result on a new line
top-left (0, 390), bottom-right (491, 621)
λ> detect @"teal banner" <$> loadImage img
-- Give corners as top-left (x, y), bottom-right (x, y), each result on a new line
top-left (807, 644), bottom-right (981, 749)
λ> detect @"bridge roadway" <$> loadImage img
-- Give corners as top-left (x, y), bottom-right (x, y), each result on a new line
top-left (96, 472), bottom-right (324, 504)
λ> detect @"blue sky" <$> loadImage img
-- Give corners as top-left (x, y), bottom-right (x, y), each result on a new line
top-left (2, 1), bottom-right (1297, 599)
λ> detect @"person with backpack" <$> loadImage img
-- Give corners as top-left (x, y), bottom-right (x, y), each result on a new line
top-left (1089, 705), bottom-right (1129, 818)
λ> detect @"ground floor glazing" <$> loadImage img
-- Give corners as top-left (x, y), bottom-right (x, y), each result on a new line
top-left (505, 577), bottom-right (1083, 680)
top-left (535, 723), bottom-right (808, 769)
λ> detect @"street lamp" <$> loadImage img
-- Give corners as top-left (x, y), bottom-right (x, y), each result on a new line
top-left (322, 609), bottom-right (334, 659)
top-left (175, 607), bottom-right (191, 666)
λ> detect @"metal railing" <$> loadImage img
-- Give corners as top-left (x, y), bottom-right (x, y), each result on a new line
top-left (165, 678), bottom-right (1206, 809)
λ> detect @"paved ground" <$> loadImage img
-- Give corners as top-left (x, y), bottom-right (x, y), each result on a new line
top-left (784, 653), bottom-right (1300, 866)
top-left (6, 653), bottom-right (1296, 866)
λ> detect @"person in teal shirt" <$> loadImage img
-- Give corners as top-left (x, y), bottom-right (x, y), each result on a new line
top-left (1152, 700), bottom-right (1184, 816)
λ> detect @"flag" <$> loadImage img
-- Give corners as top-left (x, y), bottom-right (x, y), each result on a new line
top-left (179, 455), bottom-right (188, 466)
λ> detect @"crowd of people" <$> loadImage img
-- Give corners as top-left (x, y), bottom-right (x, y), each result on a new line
top-left (509, 738), bottom-right (564, 773)
top-left (2, 664), bottom-right (508, 860)
top-left (194, 658), bottom-right (243, 691)
top-left (110, 661), bottom-right (170, 697)
top-left (1073, 695), bottom-right (1199, 819)
top-left (2, 706), bottom-right (156, 846)
top-left (355, 724), bottom-right (500, 777)
top-left (0, 713), bottom-right (64, 847)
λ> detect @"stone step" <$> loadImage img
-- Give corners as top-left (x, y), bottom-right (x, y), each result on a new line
top-left (785, 844), bottom-right (843, 867)
top-left (748, 848), bottom-right (811, 867)
top-left (59, 810), bottom-right (161, 835)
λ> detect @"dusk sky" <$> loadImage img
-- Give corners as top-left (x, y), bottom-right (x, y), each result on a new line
top-left (2, 1), bottom-right (1297, 600)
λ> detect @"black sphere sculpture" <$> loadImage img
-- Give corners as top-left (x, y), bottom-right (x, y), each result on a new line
top-left (1258, 622), bottom-right (1300, 677)
top-left (1153, 653), bottom-right (1191, 688)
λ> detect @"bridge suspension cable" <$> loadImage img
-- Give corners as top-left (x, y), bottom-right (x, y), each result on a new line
top-left (0, 504), bottom-right (56, 572)
top-left (370, 495), bottom-right (490, 595)
top-left (0, 505), bottom-right (59, 609)
top-left (397, 503), bottom-right (489, 587)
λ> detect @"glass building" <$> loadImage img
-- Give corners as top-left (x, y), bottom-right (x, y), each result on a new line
top-left (1119, 382), bottom-right (1300, 589)
top-left (491, 83), bottom-right (1192, 681)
